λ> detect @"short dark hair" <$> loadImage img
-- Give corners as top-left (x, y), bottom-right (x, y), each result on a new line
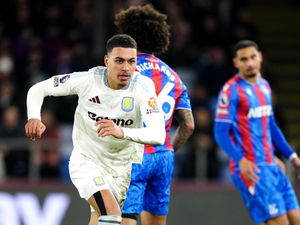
top-left (232, 40), bottom-right (259, 57)
top-left (114, 4), bottom-right (170, 56)
top-left (106, 34), bottom-right (137, 54)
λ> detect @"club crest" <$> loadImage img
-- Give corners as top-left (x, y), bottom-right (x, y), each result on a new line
top-left (122, 97), bottom-right (134, 112)
top-left (93, 176), bottom-right (105, 186)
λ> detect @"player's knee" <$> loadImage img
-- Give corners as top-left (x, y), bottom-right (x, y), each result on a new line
top-left (98, 215), bottom-right (122, 225)
top-left (266, 214), bottom-right (289, 225)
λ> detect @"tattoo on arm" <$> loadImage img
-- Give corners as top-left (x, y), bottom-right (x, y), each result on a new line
top-left (171, 109), bottom-right (194, 152)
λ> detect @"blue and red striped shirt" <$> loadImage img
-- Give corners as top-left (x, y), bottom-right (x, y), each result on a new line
top-left (215, 74), bottom-right (276, 173)
top-left (136, 53), bottom-right (192, 154)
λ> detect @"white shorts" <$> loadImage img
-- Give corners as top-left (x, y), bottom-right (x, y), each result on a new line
top-left (68, 151), bottom-right (132, 207)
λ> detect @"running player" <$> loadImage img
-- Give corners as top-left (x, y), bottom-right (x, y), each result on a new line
top-left (25, 34), bottom-right (166, 225)
top-left (214, 40), bottom-right (300, 225)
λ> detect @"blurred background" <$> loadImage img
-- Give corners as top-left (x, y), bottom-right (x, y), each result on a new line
top-left (0, 0), bottom-right (299, 224)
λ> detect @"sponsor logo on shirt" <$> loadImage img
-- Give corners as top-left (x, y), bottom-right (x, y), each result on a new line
top-left (247, 105), bottom-right (272, 118)
top-left (146, 97), bottom-right (160, 114)
top-left (53, 74), bottom-right (70, 87)
top-left (89, 96), bottom-right (101, 104)
top-left (54, 76), bottom-right (59, 87)
top-left (122, 97), bottom-right (134, 112)
top-left (59, 74), bottom-right (70, 83)
top-left (148, 97), bottom-right (158, 109)
top-left (88, 111), bottom-right (134, 126)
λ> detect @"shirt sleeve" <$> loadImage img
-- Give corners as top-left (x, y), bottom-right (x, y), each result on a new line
top-left (214, 121), bottom-right (244, 163)
top-left (174, 80), bottom-right (192, 111)
top-left (214, 83), bottom-right (238, 123)
top-left (122, 77), bottom-right (166, 145)
top-left (27, 72), bottom-right (87, 120)
top-left (214, 83), bottom-right (243, 163)
top-left (270, 115), bottom-right (295, 160)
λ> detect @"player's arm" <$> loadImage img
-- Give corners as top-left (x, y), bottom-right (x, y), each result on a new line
top-left (214, 121), bottom-right (243, 163)
top-left (121, 78), bottom-right (166, 145)
top-left (214, 85), bottom-right (259, 184)
top-left (25, 73), bottom-right (84, 140)
top-left (270, 115), bottom-right (296, 160)
top-left (214, 121), bottom-right (260, 184)
top-left (171, 109), bottom-right (194, 152)
top-left (270, 115), bottom-right (300, 176)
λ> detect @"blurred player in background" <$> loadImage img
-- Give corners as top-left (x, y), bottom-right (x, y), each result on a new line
top-left (25, 34), bottom-right (166, 225)
top-left (214, 40), bottom-right (300, 225)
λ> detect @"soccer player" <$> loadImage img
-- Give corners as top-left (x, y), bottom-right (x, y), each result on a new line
top-left (214, 40), bottom-right (300, 225)
top-left (115, 5), bottom-right (194, 225)
top-left (25, 34), bottom-right (166, 225)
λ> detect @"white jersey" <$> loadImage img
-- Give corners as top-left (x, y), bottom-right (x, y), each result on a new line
top-left (27, 66), bottom-right (165, 171)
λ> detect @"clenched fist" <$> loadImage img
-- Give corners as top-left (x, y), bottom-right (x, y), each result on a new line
top-left (25, 118), bottom-right (46, 141)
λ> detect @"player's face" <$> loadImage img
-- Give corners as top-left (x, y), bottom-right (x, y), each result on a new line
top-left (233, 46), bottom-right (262, 80)
top-left (105, 47), bottom-right (137, 89)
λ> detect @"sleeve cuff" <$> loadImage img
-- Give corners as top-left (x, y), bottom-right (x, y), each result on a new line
top-left (289, 153), bottom-right (298, 161)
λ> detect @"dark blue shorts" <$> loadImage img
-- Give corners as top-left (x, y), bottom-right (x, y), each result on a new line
top-left (122, 151), bottom-right (174, 215)
top-left (231, 164), bottom-right (299, 224)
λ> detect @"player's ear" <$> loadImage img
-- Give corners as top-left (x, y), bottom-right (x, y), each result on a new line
top-left (104, 55), bottom-right (108, 67)
top-left (233, 57), bottom-right (238, 68)
top-left (258, 51), bottom-right (263, 63)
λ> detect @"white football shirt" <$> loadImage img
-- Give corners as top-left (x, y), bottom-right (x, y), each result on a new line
top-left (27, 66), bottom-right (165, 172)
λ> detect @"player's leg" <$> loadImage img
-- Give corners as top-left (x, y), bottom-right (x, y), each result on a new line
top-left (287, 209), bottom-right (300, 225)
top-left (88, 190), bottom-right (122, 225)
top-left (140, 211), bottom-right (166, 225)
top-left (121, 214), bottom-right (138, 225)
top-left (89, 211), bottom-right (99, 225)
top-left (121, 162), bottom-right (148, 225)
top-left (231, 165), bottom-right (293, 224)
top-left (279, 166), bottom-right (300, 225)
top-left (141, 151), bottom-right (174, 225)
top-left (264, 214), bottom-right (289, 225)
top-left (69, 151), bottom-right (128, 225)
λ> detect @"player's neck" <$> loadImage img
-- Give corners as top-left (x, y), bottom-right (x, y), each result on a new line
top-left (240, 73), bottom-right (260, 84)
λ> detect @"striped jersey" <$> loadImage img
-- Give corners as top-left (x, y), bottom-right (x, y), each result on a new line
top-left (136, 53), bottom-right (192, 154)
top-left (215, 74), bottom-right (275, 173)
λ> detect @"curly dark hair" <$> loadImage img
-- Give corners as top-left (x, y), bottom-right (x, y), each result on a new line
top-left (114, 4), bottom-right (171, 56)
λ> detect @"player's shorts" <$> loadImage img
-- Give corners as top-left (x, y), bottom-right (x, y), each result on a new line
top-left (69, 151), bottom-right (132, 207)
top-left (122, 150), bottom-right (174, 215)
top-left (231, 164), bottom-right (299, 224)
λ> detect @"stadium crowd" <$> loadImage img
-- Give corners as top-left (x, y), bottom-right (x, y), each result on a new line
top-left (0, 0), bottom-right (263, 181)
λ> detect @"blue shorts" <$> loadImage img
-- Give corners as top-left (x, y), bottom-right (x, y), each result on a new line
top-left (122, 151), bottom-right (174, 215)
top-left (231, 164), bottom-right (299, 224)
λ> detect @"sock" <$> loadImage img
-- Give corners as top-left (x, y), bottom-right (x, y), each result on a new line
top-left (98, 215), bottom-right (122, 225)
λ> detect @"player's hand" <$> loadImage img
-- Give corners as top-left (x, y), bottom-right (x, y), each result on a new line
top-left (95, 119), bottom-right (124, 139)
top-left (290, 156), bottom-right (300, 179)
top-left (238, 158), bottom-right (260, 184)
top-left (25, 118), bottom-right (46, 141)
top-left (275, 156), bottom-right (286, 173)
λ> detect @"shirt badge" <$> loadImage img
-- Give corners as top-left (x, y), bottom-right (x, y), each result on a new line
top-left (122, 97), bottom-right (134, 112)
top-left (93, 176), bottom-right (105, 186)
top-left (246, 88), bottom-right (252, 96)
